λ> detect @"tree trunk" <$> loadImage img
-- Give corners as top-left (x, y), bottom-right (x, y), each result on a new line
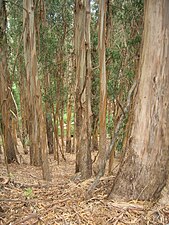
top-left (75, 0), bottom-right (92, 179)
top-left (23, 0), bottom-right (40, 166)
top-left (46, 113), bottom-right (54, 154)
top-left (66, 95), bottom-right (72, 153)
top-left (37, 79), bottom-right (51, 180)
top-left (109, 0), bottom-right (169, 201)
top-left (53, 107), bottom-right (60, 164)
top-left (23, 0), bottom-right (50, 180)
top-left (44, 73), bottom-right (54, 155)
top-left (19, 57), bottom-right (28, 154)
top-left (0, 0), bottom-right (18, 164)
top-left (59, 106), bottom-right (65, 152)
top-left (92, 116), bottom-right (99, 151)
top-left (95, 0), bottom-right (107, 175)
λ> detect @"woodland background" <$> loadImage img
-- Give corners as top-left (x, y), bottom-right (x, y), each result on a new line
top-left (0, 0), bottom-right (169, 224)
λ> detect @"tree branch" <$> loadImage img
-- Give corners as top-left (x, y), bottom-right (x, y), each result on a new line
top-left (87, 80), bottom-right (137, 196)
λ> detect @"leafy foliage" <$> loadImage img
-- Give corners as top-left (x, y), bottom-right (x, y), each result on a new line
top-left (5, 0), bottom-right (143, 151)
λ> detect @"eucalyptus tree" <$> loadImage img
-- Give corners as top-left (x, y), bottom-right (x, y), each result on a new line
top-left (23, 0), bottom-right (50, 180)
top-left (94, 0), bottom-right (107, 176)
top-left (75, 0), bottom-right (92, 179)
top-left (90, 2), bottom-right (100, 153)
top-left (0, 0), bottom-right (18, 164)
top-left (109, 0), bottom-right (169, 201)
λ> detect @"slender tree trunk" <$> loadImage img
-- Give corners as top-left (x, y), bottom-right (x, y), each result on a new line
top-left (66, 95), bottom-right (72, 153)
top-left (0, 0), bottom-right (18, 164)
top-left (44, 73), bottom-right (54, 154)
top-left (46, 112), bottom-right (54, 154)
top-left (108, 97), bottom-right (121, 172)
top-left (92, 119), bottom-right (99, 151)
top-left (75, 0), bottom-right (92, 179)
top-left (52, 103), bottom-right (66, 163)
top-left (59, 106), bottom-right (65, 151)
top-left (37, 81), bottom-right (51, 180)
top-left (52, 104), bottom-right (58, 161)
top-left (95, 0), bottom-right (107, 175)
top-left (53, 106), bottom-right (60, 164)
top-left (109, 0), bottom-right (169, 201)
top-left (19, 57), bottom-right (28, 154)
top-left (83, 0), bottom-right (92, 178)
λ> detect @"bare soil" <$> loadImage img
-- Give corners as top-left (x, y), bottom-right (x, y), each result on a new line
top-left (0, 149), bottom-right (169, 224)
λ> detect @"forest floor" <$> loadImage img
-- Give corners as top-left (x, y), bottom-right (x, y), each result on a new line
top-left (0, 143), bottom-right (169, 224)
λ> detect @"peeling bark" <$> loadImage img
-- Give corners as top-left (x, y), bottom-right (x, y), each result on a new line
top-left (0, 0), bottom-right (18, 164)
top-left (23, 0), bottom-right (50, 180)
top-left (95, 0), bottom-right (107, 176)
top-left (109, 0), bottom-right (169, 201)
top-left (75, 0), bottom-right (92, 179)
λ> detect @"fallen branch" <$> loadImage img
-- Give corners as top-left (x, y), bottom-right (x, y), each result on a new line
top-left (87, 80), bottom-right (137, 195)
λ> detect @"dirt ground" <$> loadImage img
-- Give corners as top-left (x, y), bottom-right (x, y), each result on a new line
top-left (0, 149), bottom-right (169, 225)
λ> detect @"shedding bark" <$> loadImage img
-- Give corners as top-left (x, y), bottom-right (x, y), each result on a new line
top-left (0, 0), bottom-right (18, 164)
top-left (94, 0), bottom-right (107, 176)
top-left (23, 0), bottom-right (50, 180)
top-left (75, 0), bottom-right (92, 179)
top-left (109, 0), bottom-right (169, 201)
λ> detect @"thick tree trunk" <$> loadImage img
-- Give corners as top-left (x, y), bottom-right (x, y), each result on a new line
top-left (23, 0), bottom-right (40, 166)
top-left (23, 0), bottom-right (50, 180)
top-left (109, 0), bottom-right (169, 201)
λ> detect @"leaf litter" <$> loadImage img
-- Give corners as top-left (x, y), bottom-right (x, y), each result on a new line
top-left (0, 154), bottom-right (169, 225)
